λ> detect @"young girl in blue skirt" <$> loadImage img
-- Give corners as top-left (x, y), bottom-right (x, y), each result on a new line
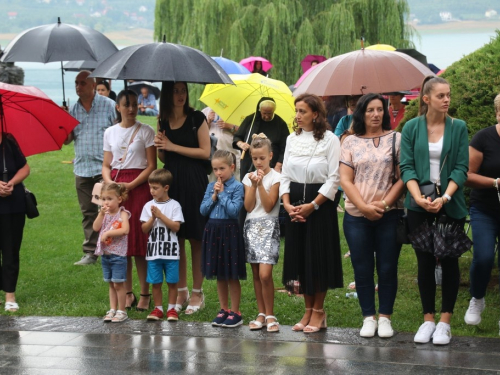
top-left (200, 150), bottom-right (246, 327)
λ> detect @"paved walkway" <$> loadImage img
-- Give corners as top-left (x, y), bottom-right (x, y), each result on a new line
top-left (0, 316), bottom-right (499, 374)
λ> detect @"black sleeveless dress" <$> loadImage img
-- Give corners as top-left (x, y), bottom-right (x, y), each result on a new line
top-left (159, 111), bottom-right (208, 240)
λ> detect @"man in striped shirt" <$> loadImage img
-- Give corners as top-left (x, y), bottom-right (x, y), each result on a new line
top-left (65, 70), bottom-right (116, 265)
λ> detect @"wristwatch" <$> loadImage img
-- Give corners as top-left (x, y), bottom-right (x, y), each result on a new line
top-left (443, 193), bottom-right (452, 203)
top-left (311, 200), bottom-right (319, 210)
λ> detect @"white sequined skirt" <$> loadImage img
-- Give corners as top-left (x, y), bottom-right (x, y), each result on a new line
top-left (243, 216), bottom-right (280, 264)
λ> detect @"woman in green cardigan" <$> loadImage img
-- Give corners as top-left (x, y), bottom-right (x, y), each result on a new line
top-left (400, 76), bottom-right (469, 346)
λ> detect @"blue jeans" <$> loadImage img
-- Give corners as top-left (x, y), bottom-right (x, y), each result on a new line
top-left (343, 210), bottom-right (400, 316)
top-left (469, 205), bottom-right (500, 299)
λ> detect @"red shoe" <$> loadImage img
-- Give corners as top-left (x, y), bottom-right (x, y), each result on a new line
top-left (147, 308), bottom-right (164, 321)
top-left (167, 308), bottom-right (179, 321)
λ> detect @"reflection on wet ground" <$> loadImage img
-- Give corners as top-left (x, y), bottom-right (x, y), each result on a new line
top-left (0, 317), bottom-right (499, 374)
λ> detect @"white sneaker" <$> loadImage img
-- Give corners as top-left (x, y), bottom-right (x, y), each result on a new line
top-left (432, 322), bottom-right (451, 345)
top-left (464, 297), bottom-right (485, 325)
top-left (74, 254), bottom-right (97, 265)
top-left (378, 317), bottom-right (394, 338)
top-left (414, 321), bottom-right (436, 343)
top-left (360, 317), bottom-right (377, 338)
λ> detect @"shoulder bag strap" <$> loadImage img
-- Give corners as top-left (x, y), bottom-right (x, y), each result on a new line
top-left (114, 123), bottom-right (141, 182)
top-left (391, 132), bottom-right (397, 184)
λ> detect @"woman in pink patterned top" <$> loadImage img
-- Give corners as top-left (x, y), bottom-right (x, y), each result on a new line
top-left (93, 183), bottom-right (131, 323)
top-left (340, 93), bottom-right (405, 339)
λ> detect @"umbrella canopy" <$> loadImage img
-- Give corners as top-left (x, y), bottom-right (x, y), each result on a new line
top-left (128, 81), bottom-right (161, 99)
top-left (90, 39), bottom-right (233, 84)
top-left (63, 60), bottom-right (99, 72)
top-left (0, 17), bottom-right (118, 105)
top-left (300, 54), bottom-right (327, 73)
top-left (295, 63), bottom-right (320, 87)
top-left (293, 49), bottom-right (435, 97)
top-left (365, 44), bottom-right (396, 51)
top-left (0, 82), bottom-right (79, 156)
top-left (239, 56), bottom-right (273, 73)
top-left (396, 48), bottom-right (428, 67)
top-left (212, 57), bottom-right (251, 74)
top-left (199, 73), bottom-right (295, 130)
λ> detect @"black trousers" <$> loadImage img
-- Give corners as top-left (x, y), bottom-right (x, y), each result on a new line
top-left (407, 209), bottom-right (465, 314)
top-left (0, 213), bottom-right (25, 293)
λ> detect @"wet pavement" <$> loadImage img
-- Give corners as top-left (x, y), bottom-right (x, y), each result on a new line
top-left (0, 316), bottom-right (499, 374)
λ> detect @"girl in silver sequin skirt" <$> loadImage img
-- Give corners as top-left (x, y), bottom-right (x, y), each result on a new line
top-left (243, 135), bottom-right (282, 332)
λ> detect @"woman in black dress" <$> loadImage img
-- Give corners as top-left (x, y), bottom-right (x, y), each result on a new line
top-left (0, 133), bottom-right (30, 312)
top-left (154, 81), bottom-right (210, 315)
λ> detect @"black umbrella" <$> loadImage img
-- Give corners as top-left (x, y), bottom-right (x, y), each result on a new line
top-left (89, 37), bottom-right (233, 85)
top-left (63, 60), bottom-right (99, 72)
top-left (128, 81), bottom-right (161, 99)
top-left (0, 17), bottom-right (118, 106)
top-left (396, 48), bottom-right (428, 67)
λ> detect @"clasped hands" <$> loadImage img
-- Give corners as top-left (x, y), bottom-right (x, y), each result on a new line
top-left (212, 177), bottom-right (224, 201)
top-left (0, 181), bottom-right (13, 198)
top-left (154, 130), bottom-right (175, 151)
top-left (285, 201), bottom-right (315, 223)
top-left (415, 196), bottom-right (445, 213)
top-left (249, 169), bottom-right (264, 188)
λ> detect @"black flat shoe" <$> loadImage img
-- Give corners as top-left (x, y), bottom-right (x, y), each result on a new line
top-left (136, 293), bottom-right (152, 312)
top-left (125, 292), bottom-right (137, 311)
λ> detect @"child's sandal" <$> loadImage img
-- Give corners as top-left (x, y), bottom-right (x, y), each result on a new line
top-left (266, 315), bottom-right (280, 332)
top-left (249, 313), bottom-right (267, 330)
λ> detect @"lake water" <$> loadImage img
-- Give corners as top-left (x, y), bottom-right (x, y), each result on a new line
top-left (13, 30), bottom-right (499, 105)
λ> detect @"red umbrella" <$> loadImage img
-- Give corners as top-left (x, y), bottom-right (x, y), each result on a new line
top-left (239, 56), bottom-right (273, 72)
top-left (300, 54), bottom-right (327, 73)
top-left (0, 82), bottom-right (79, 156)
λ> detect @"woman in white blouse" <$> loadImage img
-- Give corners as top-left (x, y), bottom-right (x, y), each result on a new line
top-left (102, 90), bottom-right (157, 311)
top-left (281, 93), bottom-right (343, 333)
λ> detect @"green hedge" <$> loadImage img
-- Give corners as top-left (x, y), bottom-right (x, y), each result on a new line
top-left (397, 30), bottom-right (500, 137)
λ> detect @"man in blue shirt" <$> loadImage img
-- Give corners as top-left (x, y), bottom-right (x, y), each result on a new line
top-left (138, 87), bottom-right (158, 116)
top-left (64, 70), bottom-right (116, 265)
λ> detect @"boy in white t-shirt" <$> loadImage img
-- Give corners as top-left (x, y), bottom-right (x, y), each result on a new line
top-left (140, 169), bottom-right (184, 321)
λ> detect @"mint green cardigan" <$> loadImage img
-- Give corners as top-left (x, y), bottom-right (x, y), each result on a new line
top-left (400, 115), bottom-right (469, 219)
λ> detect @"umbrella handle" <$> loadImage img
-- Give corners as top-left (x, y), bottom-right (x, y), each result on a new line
top-left (241, 150), bottom-right (246, 160)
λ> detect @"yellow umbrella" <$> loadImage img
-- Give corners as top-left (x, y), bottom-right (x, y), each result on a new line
top-left (365, 44), bottom-right (396, 51)
top-left (199, 73), bottom-right (295, 132)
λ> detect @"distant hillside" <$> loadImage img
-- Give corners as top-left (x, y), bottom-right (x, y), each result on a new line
top-left (407, 0), bottom-right (500, 24)
top-left (0, 0), bottom-right (156, 33)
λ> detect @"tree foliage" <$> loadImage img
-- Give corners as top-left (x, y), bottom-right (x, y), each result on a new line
top-left (397, 30), bottom-right (500, 139)
top-left (154, 0), bottom-right (415, 86)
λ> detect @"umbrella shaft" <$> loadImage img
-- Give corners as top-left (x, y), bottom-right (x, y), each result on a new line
top-left (60, 61), bottom-right (66, 107)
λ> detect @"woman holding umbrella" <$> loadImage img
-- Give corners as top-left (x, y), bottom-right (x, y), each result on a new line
top-left (0, 132), bottom-right (30, 312)
top-left (401, 76), bottom-right (469, 345)
top-left (154, 81), bottom-right (211, 315)
top-left (233, 97), bottom-right (289, 180)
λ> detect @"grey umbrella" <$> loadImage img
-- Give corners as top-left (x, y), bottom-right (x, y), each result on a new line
top-left (128, 81), bottom-right (161, 99)
top-left (0, 17), bottom-right (118, 106)
top-left (89, 37), bottom-right (233, 85)
top-left (63, 60), bottom-right (99, 72)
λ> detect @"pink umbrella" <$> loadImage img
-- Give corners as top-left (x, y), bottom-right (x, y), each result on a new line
top-left (295, 63), bottom-right (320, 87)
top-left (293, 49), bottom-right (435, 97)
top-left (300, 54), bottom-right (327, 73)
top-left (239, 56), bottom-right (273, 72)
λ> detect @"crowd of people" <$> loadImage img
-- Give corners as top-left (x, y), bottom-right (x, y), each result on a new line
top-left (1, 72), bottom-right (499, 345)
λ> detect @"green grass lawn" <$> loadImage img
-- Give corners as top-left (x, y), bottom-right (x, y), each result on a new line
top-left (3, 115), bottom-right (499, 338)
